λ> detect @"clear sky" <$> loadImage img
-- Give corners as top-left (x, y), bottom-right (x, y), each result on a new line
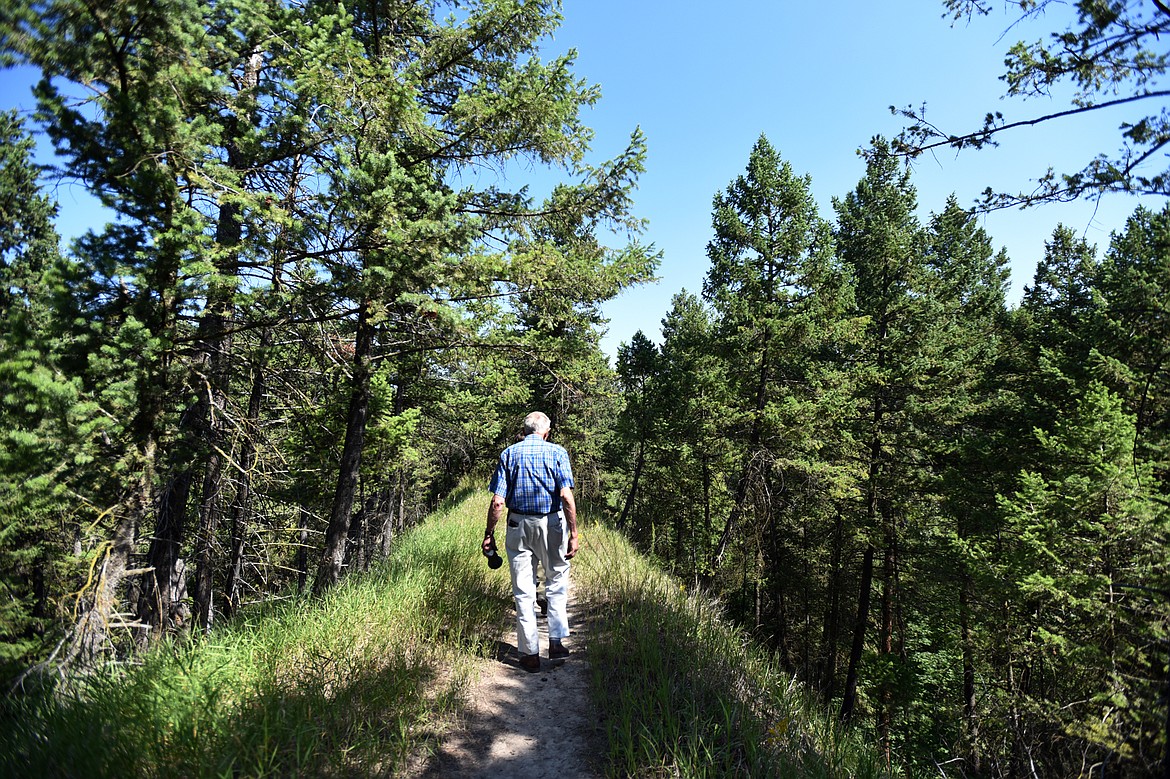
top-left (537, 0), bottom-right (1160, 358)
top-left (1, 1), bottom-right (1160, 360)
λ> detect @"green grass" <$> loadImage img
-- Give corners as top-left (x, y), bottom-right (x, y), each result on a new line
top-left (574, 522), bottom-right (890, 779)
top-left (0, 490), bottom-right (511, 778)
top-left (0, 489), bottom-right (889, 778)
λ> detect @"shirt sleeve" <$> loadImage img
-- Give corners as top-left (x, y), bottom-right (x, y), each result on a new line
top-left (555, 447), bottom-right (575, 490)
top-left (489, 454), bottom-right (508, 497)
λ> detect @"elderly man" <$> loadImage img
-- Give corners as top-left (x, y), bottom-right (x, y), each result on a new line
top-left (484, 411), bottom-right (579, 671)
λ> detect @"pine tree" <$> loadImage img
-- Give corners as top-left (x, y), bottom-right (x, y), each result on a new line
top-left (0, 110), bottom-right (79, 677)
top-left (992, 383), bottom-right (1166, 775)
top-left (702, 135), bottom-right (856, 675)
top-left (908, 196), bottom-right (1012, 771)
top-left (614, 331), bottom-right (661, 536)
top-left (1094, 205), bottom-right (1170, 482)
top-left (832, 138), bottom-right (925, 753)
top-left (1, 0), bottom-right (657, 661)
top-left (655, 292), bottom-right (736, 583)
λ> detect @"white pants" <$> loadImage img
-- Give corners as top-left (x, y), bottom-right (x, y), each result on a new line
top-left (505, 511), bottom-right (571, 656)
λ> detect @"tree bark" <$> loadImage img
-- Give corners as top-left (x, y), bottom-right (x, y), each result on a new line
top-left (699, 456), bottom-right (711, 586)
top-left (191, 202), bottom-right (240, 633)
top-left (960, 573), bottom-right (981, 775)
top-left (841, 544), bottom-right (874, 722)
top-left (617, 440), bottom-right (644, 529)
top-left (820, 510), bottom-right (845, 698)
top-left (138, 471), bottom-right (193, 640)
top-left (190, 38), bottom-right (265, 629)
top-left (297, 510), bottom-right (310, 594)
top-left (223, 336), bottom-right (266, 618)
top-left (1162, 622), bottom-right (1169, 779)
top-left (878, 527), bottom-right (897, 764)
top-left (712, 355), bottom-right (769, 566)
top-left (713, 258), bottom-right (774, 568)
top-left (68, 492), bottom-right (145, 666)
top-left (314, 301), bottom-right (374, 593)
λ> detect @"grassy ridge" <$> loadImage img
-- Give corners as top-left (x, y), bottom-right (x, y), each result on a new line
top-left (0, 488), bottom-right (511, 777)
top-left (573, 523), bottom-right (888, 778)
top-left (1, 489), bottom-right (887, 777)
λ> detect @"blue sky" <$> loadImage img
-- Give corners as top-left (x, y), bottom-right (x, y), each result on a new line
top-left (537, 0), bottom-right (1160, 357)
top-left (1, 1), bottom-right (1159, 360)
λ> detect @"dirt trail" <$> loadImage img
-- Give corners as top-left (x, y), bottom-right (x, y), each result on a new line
top-left (405, 593), bottom-right (604, 779)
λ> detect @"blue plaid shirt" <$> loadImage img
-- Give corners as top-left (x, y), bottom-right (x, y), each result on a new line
top-left (490, 434), bottom-right (575, 515)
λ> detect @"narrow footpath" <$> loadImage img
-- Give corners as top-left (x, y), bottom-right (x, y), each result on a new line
top-left (405, 593), bottom-right (604, 779)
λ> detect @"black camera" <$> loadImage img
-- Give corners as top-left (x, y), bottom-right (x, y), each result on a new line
top-left (483, 538), bottom-right (503, 569)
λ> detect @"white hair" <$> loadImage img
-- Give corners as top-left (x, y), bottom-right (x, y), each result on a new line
top-left (522, 411), bottom-right (551, 436)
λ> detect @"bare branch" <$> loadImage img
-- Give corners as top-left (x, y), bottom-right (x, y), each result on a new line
top-left (894, 90), bottom-right (1170, 158)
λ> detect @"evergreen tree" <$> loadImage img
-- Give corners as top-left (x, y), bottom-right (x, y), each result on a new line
top-left (3, 0), bottom-right (248, 653)
top-left (832, 138), bottom-right (925, 753)
top-left (1094, 204), bottom-right (1170, 482)
top-left (0, 109), bottom-right (79, 677)
top-left (900, 0), bottom-right (1170, 206)
top-left (0, 0), bottom-right (657, 663)
top-left (991, 383), bottom-right (1167, 776)
top-left (1012, 225), bottom-right (1102, 452)
top-left (904, 196), bottom-right (1012, 771)
top-left (702, 134), bottom-right (856, 675)
top-left (614, 331), bottom-right (661, 537)
top-left (655, 292), bottom-right (736, 584)
top-left (501, 153), bottom-right (659, 501)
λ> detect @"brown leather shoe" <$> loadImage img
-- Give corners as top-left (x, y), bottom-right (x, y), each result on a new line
top-left (549, 641), bottom-right (570, 659)
top-left (519, 653), bottom-right (540, 672)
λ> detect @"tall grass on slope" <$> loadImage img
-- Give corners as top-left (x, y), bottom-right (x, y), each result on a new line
top-left (0, 493), bottom-right (510, 778)
top-left (574, 524), bottom-right (890, 779)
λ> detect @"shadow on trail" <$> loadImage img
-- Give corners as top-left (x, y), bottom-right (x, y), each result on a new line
top-left (408, 595), bottom-right (601, 779)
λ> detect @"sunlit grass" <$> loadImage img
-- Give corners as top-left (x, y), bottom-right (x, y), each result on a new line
top-left (574, 523), bottom-right (891, 778)
top-left (0, 488), bottom-right (888, 778)
top-left (0, 490), bottom-right (510, 778)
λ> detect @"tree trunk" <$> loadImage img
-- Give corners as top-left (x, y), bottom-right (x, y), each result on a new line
top-left (191, 251), bottom-right (237, 631)
top-left (712, 278), bottom-right (773, 569)
top-left (191, 44), bottom-right (264, 632)
top-left (297, 511), bottom-right (310, 594)
top-left (129, 231), bottom-right (184, 643)
top-left (349, 488), bottom-right (368, 573)
top-left (960, 573), bottom-right (981, 775)
top-left (380, 484), bottom-right (395, 557)
top-left (877, 527), bottom-right (896, 765)
top-left (820, 510), bottom-right (845, 698)
top-left (66, 438), bottom-right (156, 668)
top-left (1162, 625), bottom-right (1169, 779)
top-left (841, 544), bottom-right (874, 722)
top-left (223, 337), bottom-right (266, 618)
top-left (138, 467), bottom-right (193, 641)
top-left (396, 469), bottom-right (406, 536)
top-left (842, 374), bottom-right (885, 721)
top-left (699, 456), bottom-right (711, 586)
top-left (225, 511), bottom-right (247, 617)
top-left (617, 440), bottom-right (644, 528)
top-left (315, 301), bottom-right (373, 593)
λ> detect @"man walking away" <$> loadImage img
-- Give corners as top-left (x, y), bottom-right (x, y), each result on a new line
top-left (484, 411), bottom-right (579, 671)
